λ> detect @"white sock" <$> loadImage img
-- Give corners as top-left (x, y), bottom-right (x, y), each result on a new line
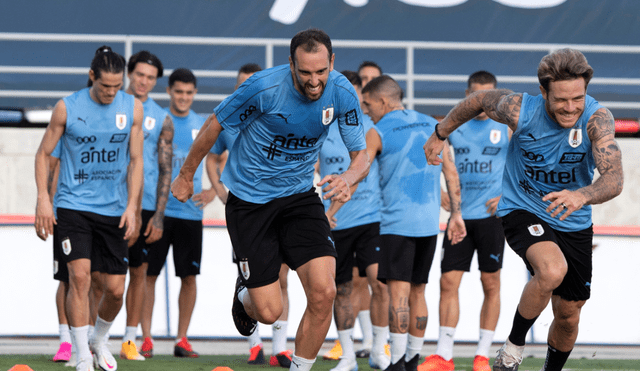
top-left (405, 334), bottom-right (423, 362)
top-left (59, 324), bottom-right (72, 344)
top-left (87, 325), bottom-right (94, 342)
top-left (372, 325), bottom-right (389, 355)
top-left (123, 326), bottom-right (138, 344)
top-left (238, 287), bottom-right (248, 304)
top-left (69, 328), bottom-right (77, 358)
top-left (290, 354), bottom-right (315, 371)
top-left (476, 329), bottom-right (495, 357)
top-left (92, 316), bottom-right (113, 347)
top-left (71, 325), bottom-right (92, 361)
top-left (272, 320), bottom-right (288, 354)
top-left (358, 310), bottom-right (373, 347)
top-left (338, 328), bottom-right (356, 360)
top-left (389, 332), bottom-right (408, 364)
top-left (435, 326), bottom-right (456, 361)
top-left (248, 327), bottom-right (262, 349)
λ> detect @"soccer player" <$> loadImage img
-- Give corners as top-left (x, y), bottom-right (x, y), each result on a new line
top-left (35, 45), bottom-right (144, 371)
top-left (318, 70), bottom-right (389, 371)
top-left (140, 68), bottom-right (213, 358)
top-left (358, 61), bottom-right (383, 88)
top-left (120, 50), bottom-right (174, 361)
top-left (171, 29), bottom-right (370, 371)
top-left (361, 75), bottom-right (466, 371)
top-left (418, 71), bottom-right (509, 371)
top-left (423, 48), bottom-right (623, 371)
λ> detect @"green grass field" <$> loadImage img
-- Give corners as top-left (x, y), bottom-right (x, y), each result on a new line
top-left (1, 355), bottom-right (639, 371)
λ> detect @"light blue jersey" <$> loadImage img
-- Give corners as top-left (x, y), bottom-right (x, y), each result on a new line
top-left (496, 93), bottom-right (602, 232)
top-left (319, 116), bottom-right (381, 230)
top-left (214, 65), bottom-right (366, 204)
top-left (164, 109), bottom-right (206, 221)
top-left (210, 129), bottom-right (237, 155)
top-left (448, 118), bottom-right (509, 219)
top-left (56, 88), bottom-right (134, 216)
top-left (374, 110), bottom-right (441, 237)
top-left (141, 97), bottom-right (169, 211)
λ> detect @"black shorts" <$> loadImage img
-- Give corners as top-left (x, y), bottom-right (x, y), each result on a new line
top-left (441, 216), bottom-right (505, 273)
top-left (147, 216), bottom-right (202, 278)
top-left (377, 234), bottom-right (438, 284)
top-left (56, 207), bottom-right (128, 275)
top-left (333, 222), bottom-right (382, 285)
top-left (502, 210), bottom-right (593, 301)
top-left (226, 188), bottom-right (337, 289)
top-left (53, 225), bottom-right (69, 282)
top-left (128, 209), bottom-right (159, 268)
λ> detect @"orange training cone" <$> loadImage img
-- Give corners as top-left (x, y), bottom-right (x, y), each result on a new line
top-left (9, 366), bottom-right (34, 371)
top-left (212, 367), bottom-right (234, 371)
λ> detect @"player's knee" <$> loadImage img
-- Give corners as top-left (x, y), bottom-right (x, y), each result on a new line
top-left (307, 282), bottom-right (336, 311)
top-left (480, 272), bottom-right (501, 296)
top-left (539, 262), bottom-right (568, 290)
top-left (369, 279), bottom-right (387, 300)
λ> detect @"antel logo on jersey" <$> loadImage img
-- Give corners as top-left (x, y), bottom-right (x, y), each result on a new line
top-left (76, 136), bottom-right (97, 144)
top-left (454, 147), bottom-right (470, 155)
top-left (521, 149), bottom-right (544, 162)
top-left (239, 105), bottom-right (257, 122)
top-left (524, 165), bottom-right (576, 184)
top-left (80, 147), bottom-right (121, 164)
top-left (324, 156), bottom-right (344, 164)
top-left (559, 152), bottom-right (586, 164)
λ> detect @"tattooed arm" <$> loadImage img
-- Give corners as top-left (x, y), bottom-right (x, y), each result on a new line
top-left (441, 141), bottom-right (466, 244)
top-left (145, 115), bottom-right (174, 243)
top-left (543, 108), bottom-right (623, 220)
top-left (424, 89), bottom-right (521, 165)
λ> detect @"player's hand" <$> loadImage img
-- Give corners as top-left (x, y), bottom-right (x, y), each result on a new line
top-left (325, 212), bottom-right (337, 229)
top-left (171, 173), bottom-right (194, 203)
top-left (144, 212), bottom-right (164, 244)
top-left (485, 195), bottom-right (501, 216)
top-left (440, 189), bottom-right (451, 212)
top-left (318, 174), bottom-right (351, 203)
top-left (35, 198), bottom-right (56, 241)
top-left (120, 206), bottom-right (137, 243)
top-left (447, 213), bottom-right (467, 245)
top-left (543, 189), bottom-right (587, 221)
top-left (193, 188), bottom-right (216, 209)
top-left (125, 212), bottom-right (142, 247)
top-left (423, 133), bottom-right (445, 166)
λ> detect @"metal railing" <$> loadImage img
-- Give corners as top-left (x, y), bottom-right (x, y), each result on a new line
top-left (2, 32), bottom-right (640, 111)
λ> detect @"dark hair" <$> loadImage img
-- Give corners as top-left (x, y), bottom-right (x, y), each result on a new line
top-left (289, 28), bottom-right (332, 65)
top-left (127, 50), bottom-right (163, 78)
top-left (468, 70), bottom-right (497, 88)
top-left (168, 68), bottom-right (197, 88)
top-left (238, 63), bottom-right (262, 75)
top-left (88, 45), bottom-right (125, 87)
top-left (538, 48), bottom-right (593, 93)
top-left (362, 75), bottom-right (402, 101)
top-left (341, 70), bottom-right (362, 88)
top-left (358, 61), bottom-right (383, 75)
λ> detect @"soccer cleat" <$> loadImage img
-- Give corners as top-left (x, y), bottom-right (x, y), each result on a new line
top-left (369, 349), bottom-right (391, 370)
top-left (65, 353), bottom-right (77, 367)
top-left (248, 344), bottom-right (266, 364)
top-left (91, 342), bottom-right (117, 371)
top-left (232, 276), bottom-right (257, 336)
top-left (405, 354), bottom-right (421, 371)
top-left (355, 348), bottom-right (371, 358)
top-left (417, 354), bottom-right (454, 371)
top-left (140, 337), bottom-right (153, 358)
top-left (270, 350), bottom-right (293, 368)
top-left (323, 340), bottom-right (342, 360)
top-left (384, 358), bottom-right (407, 371)
top-left (119, 341), bottom-right (145, 361)
top-left (385, 344), bottom-right (391, 357)
top-left (76, 357), bottom-right (95, 371)
top-left (330, 357), bottom-right (358, 371)
top-left (493, 340), bottom-right (524, 371)
top-left (174, 337), bottom-right (199, 358)
top-left (473, 355), bottom-right (491, 371)
top-left (54, 341), bottom-right (73, 362)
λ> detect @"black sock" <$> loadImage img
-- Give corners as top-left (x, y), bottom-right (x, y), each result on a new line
top-left (543, 344), bottom-right (572, 371)
top-left (507, 309), bottom-right (538, 346)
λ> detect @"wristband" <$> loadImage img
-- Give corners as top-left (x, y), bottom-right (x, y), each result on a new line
top-left (434, 123), bottom-right (447, 141)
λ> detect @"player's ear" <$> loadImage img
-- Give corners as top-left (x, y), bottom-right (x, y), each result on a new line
top-left (539, 85), bottom-right (548, 100)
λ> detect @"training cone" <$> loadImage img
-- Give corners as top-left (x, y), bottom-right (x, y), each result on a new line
top-left (9, 366), bottom-right (34, 371)
top-left (212, 367), bottom-right (234, 371)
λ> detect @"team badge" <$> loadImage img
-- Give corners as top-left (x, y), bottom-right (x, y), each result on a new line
top-left (568, 128), bottom-right (582, 148)
top-left (322, 107), bottom-right (334, 126)
top-left (490, 129), bottom-right (501, 144)
top-left (62, 238), bottom-right (72, 255)
top-left (144, 116), bottom-right (156, 131)
top-left (53, 260), bottom-right (59, 275)
top-left (240, 260), bottom-right (250, 280)
top-left (527, 224), bottom-right (544, 237)
top-left (116, 114), bottom-right (127, 130)
top-left (192, 129), bottom-right (200, 141)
